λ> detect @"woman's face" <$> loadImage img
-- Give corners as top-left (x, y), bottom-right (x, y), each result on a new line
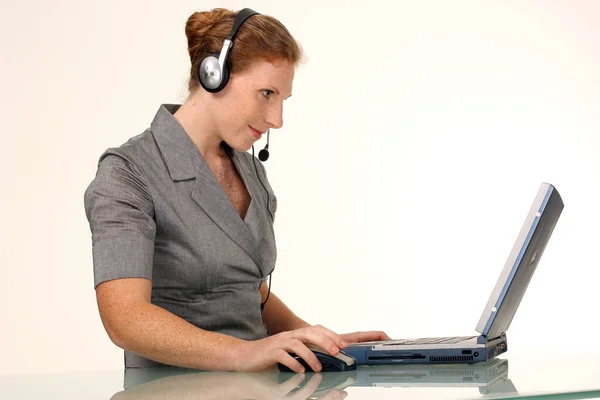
top-left (215, 59), bottom-right (294, 151)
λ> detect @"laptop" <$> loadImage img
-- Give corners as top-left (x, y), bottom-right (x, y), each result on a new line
top-left (344, 182), bottom-right (564, 365)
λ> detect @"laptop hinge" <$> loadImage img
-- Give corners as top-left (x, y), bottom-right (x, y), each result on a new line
top-left (477, 332), bottom-right (506, 344)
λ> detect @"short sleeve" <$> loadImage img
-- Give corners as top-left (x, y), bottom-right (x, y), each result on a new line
top-left (84, 154), bottom-right (156, 288)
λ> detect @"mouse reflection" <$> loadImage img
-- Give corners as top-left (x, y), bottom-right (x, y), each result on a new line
top-left (111, 368), bottom-right (351, 400)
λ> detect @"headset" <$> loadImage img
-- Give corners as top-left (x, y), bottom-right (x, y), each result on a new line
top-left (198, 8), bottom-right (274, 315)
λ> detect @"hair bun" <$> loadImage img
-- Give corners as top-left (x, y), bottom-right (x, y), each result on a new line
top-left (186, 8), bottom-right (230, 43)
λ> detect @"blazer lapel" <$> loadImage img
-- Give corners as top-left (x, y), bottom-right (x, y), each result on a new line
top-left (190, 162), bottom-right (263, 268)
top-left (151, 104), bottom-right (264, 270)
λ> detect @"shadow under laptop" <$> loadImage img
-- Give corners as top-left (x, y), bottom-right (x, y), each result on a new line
top-left (111, 358), bottom-right (518, 399)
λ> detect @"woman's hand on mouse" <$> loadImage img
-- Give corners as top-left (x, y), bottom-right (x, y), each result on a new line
top-left (339, 330), bottom-right (392, 343)
top-left (233, 324), bottom-right (347, 373)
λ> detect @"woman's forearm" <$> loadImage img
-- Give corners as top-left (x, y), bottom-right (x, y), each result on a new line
top-left (103, 300), bottom-right (245, 370)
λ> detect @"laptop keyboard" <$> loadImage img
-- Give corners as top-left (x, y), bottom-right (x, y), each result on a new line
top-left (381, 335), bottom-right (477, 346)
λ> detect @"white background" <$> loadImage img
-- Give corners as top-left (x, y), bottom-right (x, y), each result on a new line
top-left (1, 0), bottom-right (599, 375)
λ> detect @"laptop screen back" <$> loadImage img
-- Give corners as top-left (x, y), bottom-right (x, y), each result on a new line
top-left (475, 183), bottom-right (564, 338)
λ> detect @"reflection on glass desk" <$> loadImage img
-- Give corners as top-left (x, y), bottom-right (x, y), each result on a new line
top-left (275, 358), bottom-right (517, 399)
top-left (120, 358), bottom-right (513, 396)
top-left (2, 354), bottom-right (600, 400)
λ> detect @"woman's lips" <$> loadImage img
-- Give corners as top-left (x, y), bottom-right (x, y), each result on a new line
top-left (249, 126), bottom-right (263, 140)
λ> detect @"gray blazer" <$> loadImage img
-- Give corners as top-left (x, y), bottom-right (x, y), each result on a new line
top-left (84, 104), bottom-right (277, 368)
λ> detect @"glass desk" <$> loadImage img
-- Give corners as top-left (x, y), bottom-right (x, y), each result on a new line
top-left (2, 352), bottom-right (599, 399)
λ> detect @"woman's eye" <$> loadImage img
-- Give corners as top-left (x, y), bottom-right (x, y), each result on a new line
top-left (262, 90), bottom-right (273, 98)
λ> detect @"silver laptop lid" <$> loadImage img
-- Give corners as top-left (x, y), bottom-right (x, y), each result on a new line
top-left (476, 183), bottom-right (564, 338)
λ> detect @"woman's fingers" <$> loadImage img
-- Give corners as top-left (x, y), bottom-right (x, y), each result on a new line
top-left (275, 348), bottom-right (306, 374)
top-left (313, 324), bottom-right (348, 349)
top-left (285, 325), bottom-right (344, 355)
top-left (285, 339), bottom-right (322, 372)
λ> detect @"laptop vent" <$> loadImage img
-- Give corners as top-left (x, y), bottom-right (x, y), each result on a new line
top-left (429, 355), bottom-right (474, 363)
top-left (430, 369), bottom-right (474, 377)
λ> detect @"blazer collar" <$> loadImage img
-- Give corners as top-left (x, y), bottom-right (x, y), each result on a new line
top-left (151, 104), bottom-right (200, 181)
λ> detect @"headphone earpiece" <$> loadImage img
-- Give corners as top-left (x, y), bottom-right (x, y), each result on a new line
top-left (198, 53), bottom-right (231, 93)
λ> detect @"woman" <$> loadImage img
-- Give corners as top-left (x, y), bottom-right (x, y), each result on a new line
top-left (84, 7), bottom-right (389, 373)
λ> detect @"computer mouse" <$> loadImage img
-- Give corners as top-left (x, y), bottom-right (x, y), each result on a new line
top-left (278, 344), bottom-right (357, 372)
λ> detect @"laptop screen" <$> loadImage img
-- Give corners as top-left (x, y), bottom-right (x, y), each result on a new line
top-left (475, 183), bottom-right (564, 338)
